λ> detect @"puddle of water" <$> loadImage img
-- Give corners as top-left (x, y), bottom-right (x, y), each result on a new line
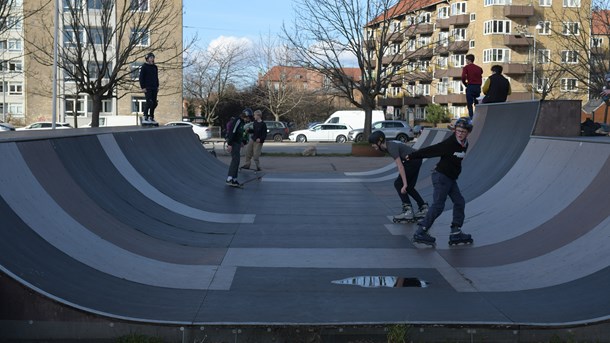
top-left (331, 276), bottom-right (428, 288)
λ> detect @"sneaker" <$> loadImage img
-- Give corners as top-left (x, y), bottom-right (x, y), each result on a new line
top-left (255, 167), bottom-right (262, 172)
top-left (142, 117), bottom-right (151, 124)
top-left (414, 203), bottom-right (429, 218)
top-left (225, 178), bottom-right (233, 186)
top-left (149, 117), bottom-right (158, 124)
top-left (230, 179), bottom-right (241, 187)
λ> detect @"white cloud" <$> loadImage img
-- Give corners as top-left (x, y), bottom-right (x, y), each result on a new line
top-left (208, 36), bottom-right (253, 52)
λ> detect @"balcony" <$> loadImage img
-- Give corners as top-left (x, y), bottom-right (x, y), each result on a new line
top-left (406, 48), bottom-right (434, 59)
top-left (388, 31), bottom-right (403, 42)
top-left (382, 54), bottom-right (404, 64)
top-left (435, 93), bottom-right (466, 104)
top-left (403, 71), bottom-right (433, 82)
top-left (504, 5), bottom-right (534, 18)
top-left (504, 35), bottom-right (532, 47)
top-left (591, 46), bottom-right (606, 55)
top-left (405, 23), bottom-right (435, 36)
top-left (434, 67), bottom-right (462, 78)
top-left (437, 18), bottom-right (450, 30)
top-left (448, 40), bottom-right (469, 52)
top-left (449, 14), bottom-right (470, 26)
top-left (501, 62), bottom-right (530, 75)
top-left (377, 95), bottom-right (432, 107)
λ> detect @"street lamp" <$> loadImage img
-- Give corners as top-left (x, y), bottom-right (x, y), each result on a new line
top-left (532, 23), bottom-right (543, 100)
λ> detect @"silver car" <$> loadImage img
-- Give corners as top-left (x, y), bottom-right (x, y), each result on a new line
top-left (348, 120), bottom-right (415, 143)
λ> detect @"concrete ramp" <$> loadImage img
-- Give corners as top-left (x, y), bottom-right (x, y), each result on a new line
top-left (1, 120), bottom-right (610, 335)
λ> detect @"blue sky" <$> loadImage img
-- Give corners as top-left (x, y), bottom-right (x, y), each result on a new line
top-left (183, 0), bottom-right (296, 49)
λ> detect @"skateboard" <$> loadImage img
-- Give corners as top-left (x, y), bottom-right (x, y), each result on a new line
top-left (140, 117), bottom-right (159, 127)
top-left (237, 173), bottom-right (265, 188)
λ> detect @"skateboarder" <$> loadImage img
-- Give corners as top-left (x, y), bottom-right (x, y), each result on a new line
top-left (406, 117), bottom-right (473, 246)
top-left (139, 52), bottom-right (159, 125)
top-left (369, 131), bottom-right (428, 223)
top-left (225, 109), bottom-right (249, 187)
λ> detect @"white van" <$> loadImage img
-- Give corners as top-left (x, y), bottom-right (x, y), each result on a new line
top-left (86, 115), bottom-right (139, 127)
top-left (324, 110), bottom-right (385, 130)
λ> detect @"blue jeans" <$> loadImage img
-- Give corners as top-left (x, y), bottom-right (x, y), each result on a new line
top-left (418, 171), bottom-right (465, 230)
top-left (465, 84), bottom-right (481, 118)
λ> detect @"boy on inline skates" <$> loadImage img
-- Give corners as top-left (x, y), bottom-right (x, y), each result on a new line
top-left (405, 117), bottom-right (473, 246)
top-left (369, 131), bottom-right (428, 223)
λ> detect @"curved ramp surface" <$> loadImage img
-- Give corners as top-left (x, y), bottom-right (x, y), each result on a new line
top-left (1, 125), bottom-right (610, 328)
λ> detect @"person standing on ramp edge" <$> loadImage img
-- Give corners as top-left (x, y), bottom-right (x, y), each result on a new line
top-left (406, 117), bottom-right (474, 247)
top-left (139, 52), bottom-right (159, 125)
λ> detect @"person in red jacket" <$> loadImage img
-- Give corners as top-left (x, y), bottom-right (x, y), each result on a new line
top-left (406, 118), bottom-right (474, 247)
top-left (461, 54), bottom-right (483, 119)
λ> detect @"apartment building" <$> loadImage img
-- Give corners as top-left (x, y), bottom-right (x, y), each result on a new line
top-left (0, 0), bottom-right (183, 126)
top-left (370, 0), bottom-right (590, 123)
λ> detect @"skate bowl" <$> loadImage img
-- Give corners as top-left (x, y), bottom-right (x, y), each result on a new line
top-left (1, 108), bottom-right (610, 341)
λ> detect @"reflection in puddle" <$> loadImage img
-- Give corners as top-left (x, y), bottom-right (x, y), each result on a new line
top-left (332, 276), bottom-right (428, 288)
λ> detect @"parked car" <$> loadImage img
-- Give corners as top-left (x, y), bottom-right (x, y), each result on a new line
top-left (243, 120), bottom-right (290, 142)
top-left (17, 122), bottom-right (72, 130)
top-left (348, 120), bottom-right (415, 143)
top-left (289, 123), bottom-right (352, 143)
top-left (0, 121), bottom-right (15, 131)
top-left (165, 121), bottom-right (212, 141)
top-left (412, 125), bottom-right (432, 138)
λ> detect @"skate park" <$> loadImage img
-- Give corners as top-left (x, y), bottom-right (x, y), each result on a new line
top-left (1, 100), bottom-right (610, 341)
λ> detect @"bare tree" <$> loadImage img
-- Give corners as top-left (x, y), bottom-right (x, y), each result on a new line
top-left (538, 1), bottom-right (607, 99)
top-left (183, 39), bottom-right (253, 125)
top-left (283, 0), bottom-right (427, 140)
top-left (26, 0), bottom-right (186, 127)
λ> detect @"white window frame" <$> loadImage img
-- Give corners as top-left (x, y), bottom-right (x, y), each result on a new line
top-left (132, 96), bottom-right (146, 114)
top-left (8, 39), bottom-right (21, 51)
top-left (539, 21), bottom-right (551, 35)
top-left (540, 0), bottom-right (552, 5)
top-left (561, 50), bottom-right (578, 64)
top-left (563, 0), bottom-right (580, 7)
top-left (437, 7), bottom-right (449, 19)
top-left (560, 78), bottom-right (577, 91)
top-left (8, 82), bottom-right (22, 95)
top-left (484, 0), bottom-right (511, 5)
top-left (130, 0), bottom-right (149, 12)
top-left (419, 12), bottom-right (431, 24)
top-left (592, 37), bottom-right (603, 47)
top-left (450, 2), bottom-right (467, 15)
top-left (451, 54), bottom-right (467, 67)
top-left (562, 22), bottom-right (579, 35)
top-left (538, 49), bottom-right (550, 64)
top-left (483, 48), bottom-right (511, 63)
top-left (452, 28), bottom-right (467, 41)
top-left (392, 20), bottom-right (401, 32)
top-left (7, 103), bottom-right (23, 117)
top-left (131, 29), bottom-right (150, 47)
top-left (536, 77), bottom-right (549, 91)
top-left (484, 20), bottom-right (512, 34)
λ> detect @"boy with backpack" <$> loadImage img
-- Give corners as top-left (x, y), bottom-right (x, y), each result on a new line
top-left (225, 109), bottom-right (250, 187)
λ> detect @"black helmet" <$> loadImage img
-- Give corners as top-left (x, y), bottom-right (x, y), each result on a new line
top-left (242, 108), bottom-right (253, 117)
top-left (454, 117), bottom-right (473, 132)
top-left (368, 130), bottom-right (386, 144)
top-left (145, 52), bottom-right (155, 60)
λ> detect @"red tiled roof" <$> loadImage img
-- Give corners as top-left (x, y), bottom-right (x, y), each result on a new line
top-left (368, 0), bottom-right (446, 25)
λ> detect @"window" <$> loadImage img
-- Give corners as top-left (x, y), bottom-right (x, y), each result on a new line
top-left (88, 98), bottom-right (113, 114)
top-left (538, 49), bottom-right (550, 64)
top-left (437, 78), bottom-right (449, 94)
top-left (419, 12), bottom-right (431, 23)
top-left (592, 37), bottom-right (603, 47)
top-left (485, 0), bottom-right (511, 5)
top-left (390, 86), bottom-right (401, 96)
top-left (539, 21), bottom-right (551, 35)
top-left (470, 13), bottom-right (476, 21)
top-left (562, 22), bottom-right (579, 35)
top-left (8, 82), bottom-right (22, 95)
top-left (407, 39), bottom-right (415, 51)
top-left (63, 0), bottom-right (83, 11)
top-left (483, 48), bottom-right (510, 63)
top-left (437, 56), bottom-right (448, 69)
top-left (561, 78), bottom-right (577, 91)
top-left (392, 21), bottom-right (401, 32)
top-left (484, 20), bottom-right (512, 34)
top-left (8, 39), bottom-right (21, 51)
top-left (452, 28), bottom-right (467, 41)
top-left (89, 27), bottom-right (107, 45)
top-left (439, 31), bottom-right (449, 46)
top-left (416, 83), bottom-right (430, 96)
top-left (451, 2), bottom-right (467, 15)
top-left (536, 77), bottom-right (549, 91)
top-left (64, 28), bottom-right (84, 47)
top-left (0, 60), bottom-right (22, 72)
top-left (131, 29), bottom-right (149, 46)
top-left (540, 0), bottom-right (552, 5)
top-left (437, 7), bottom-right (449, 19)
top-left (131, 62), bottom-right (143, 80)
top-left (391, 43), bottom-right (400, 54)
top-left (87, 61), bottom-right (112, 80)
top-left (65, 96), bottom-right (86, 116)
top-left (561, 50), bottom-right (578, 63)
top-left (563, 0), bottom-right (580, 7)
top-left (87, 0), bottom-right (104, 10)
top-left (451, 80), bottom-right (465, 94)
top-left (132, 96), bottom-right (146, 114)
top-left (8, 103), bottom-right (23, 117)
top-left (7, 16), bottom-right (22, 30)
top-left (417, 36), bottom-right (431, 48)
top-left (451, 54), bottom-right (466, 67)
top-left (130, 0), bottom-right (148, 11)
top-left (469, 40), bottom-right (475, 48)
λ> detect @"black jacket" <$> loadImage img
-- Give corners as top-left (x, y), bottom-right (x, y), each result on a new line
top-left (225, 117), bottom-right (246, 146)
top-left (482, 73), bottom-right (510, 103)
top-left (252, 121), bottom-right (268, 143)
top-left (407, 135), bottom-right (468, 180)
top-left (139, 63), bottom-right (159, 90)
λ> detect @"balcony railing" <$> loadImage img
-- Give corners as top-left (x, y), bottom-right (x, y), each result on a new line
top-left (434, 93), bottom-right (466, 104)
top-left (503, 35), bottom-right (532, 47)
top-left (504, 5), bottom-right (534, 18)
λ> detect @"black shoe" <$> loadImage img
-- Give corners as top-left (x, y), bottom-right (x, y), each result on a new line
top-left (229, 179), bottom-right (241, 187)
